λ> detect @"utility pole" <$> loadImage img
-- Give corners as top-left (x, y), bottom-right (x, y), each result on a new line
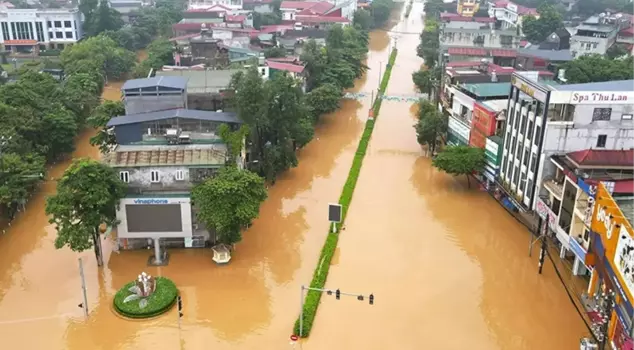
top-left (78, 257), bottom-right (89, 318)
top-left (378, 61), bottom-right (382, 88)
top-left (298, 285), bottom-right (374, 338)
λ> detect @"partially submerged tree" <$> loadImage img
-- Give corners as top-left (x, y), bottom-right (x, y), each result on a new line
top-left (45, 159), bottom-right (127, 266)
top-left (414, 100), bottom-right (447, 155)
top-left (88, 100), bottom-right (125, 153)
top-left (412, 67), bottom-right (440, 94)
top-left (304, 83), bottom-right (342, 122)
top-left (561, 54), bottom-right (633, 83)
top-left (218, 123), bottom-right (250, 164)
top-left (192, 167), bottom-right (267, 245)
top-left (432, 146), bottom-right (485, 188)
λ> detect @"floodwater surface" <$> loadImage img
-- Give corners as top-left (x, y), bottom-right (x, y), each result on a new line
top-left (0, 26), bottom-right (393, 350)
top-left (304, 2), bottom-right (588, 350)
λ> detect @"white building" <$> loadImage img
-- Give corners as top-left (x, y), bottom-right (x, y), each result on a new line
top-left (188, 0), bottom-right (243, 11)
top-left (0, 8), bottom-right (83, 52)
top-left (498, 74), bottom-right (634, 212)
top-left (570, 14), bottom-right (631, 56)
top-left (487, 0), bottom-right (537, 30)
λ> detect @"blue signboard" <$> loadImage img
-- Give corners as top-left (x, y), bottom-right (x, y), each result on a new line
top-left (569, 238), bottom-right (587, 262)
top-left (605, 262), bottom-right (634, 315)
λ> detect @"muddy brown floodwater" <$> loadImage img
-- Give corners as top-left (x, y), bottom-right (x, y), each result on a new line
top-left (0, 26), bottom-right (392, 350)
top-left (305, 2), bottom-right (588, 350)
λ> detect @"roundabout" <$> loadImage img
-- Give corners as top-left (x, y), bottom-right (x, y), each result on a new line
top-left (113, 273), bottom-right (178, 319)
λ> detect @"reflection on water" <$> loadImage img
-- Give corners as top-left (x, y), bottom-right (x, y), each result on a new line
top-left (0, 23), bottom-right (390, 350)
top-left (304, 2), bottom-right (587, 350)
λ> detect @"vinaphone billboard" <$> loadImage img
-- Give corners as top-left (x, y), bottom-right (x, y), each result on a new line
top-left (591, 182), bottom-right (634, 302)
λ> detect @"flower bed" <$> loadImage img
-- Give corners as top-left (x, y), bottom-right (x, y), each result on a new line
top-left (113, 276), bottom-right (178, 319)
top-left (293, 48), bottom-right (398, 338)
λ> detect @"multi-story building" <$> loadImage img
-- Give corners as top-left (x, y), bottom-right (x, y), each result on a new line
top-left (439, 14), bottom-right (521, 66)
top-left (456, 0), bottom-right (479, 17)
top-left (188, 0), bottom-right (243, 10)
top-left (498, 74), bottom-right (634, 213)
top-left (104, 107), bottom-right (244, 253)
top-left (0, 7), bottom-right (83, 53)
top-left (487, 0), bottom-right (537, 30)
top-left (279, 0), bottom-right (353, 25)
top-left (122, 76), bottom-right (189, 115)
top-left (570, 13), bottom-right (631, 56)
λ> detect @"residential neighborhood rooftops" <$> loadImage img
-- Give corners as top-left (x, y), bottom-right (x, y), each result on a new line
top-left (517, 48), bottom-right (574, 61)
top-left (566, 149), bottom-right (634, 168)
top-left (295, 15), bottom-right (349, 23)
top-left (280, 0), bottom-right (332, 13)
top-left (103, 144), bottom-right (228, 168)
top-left (266, 59), bottom-right (305, 73)
top-left (107, 109), bottom-right (240, 127)
top-left (122, 76), bottom-right (188, 91)
top-left (461, 82), bottom-right (511, 97)
top-left (156, 69), bottom-right (242, 93)
top-left (553, 79), bottom-right (634, 92)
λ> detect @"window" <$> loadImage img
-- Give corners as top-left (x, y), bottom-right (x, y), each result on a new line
top-left (150, 170), bottom-right (160, 183)
top-left (54, 21), bottom-right (61, 27)
top-left (520, 114), bottom-right (527, 134)
top-left (511, 136), bottom-right (516, 155)
top-left (64, 20), bottom-right (71, 27)
top-left (531, 153), bottom-right (537, 172)
top-left (527, 120), bottom-right (534, 141)
top-left (65, 31), bottom-right (73, 38)
top-left (502, 155), bottom-right (508, 175)
top-left (48, 32), bottom-right (53, 40)
top-left (175, 170), bottom-right (185, 181)
top-left (513, 165), bottom-right (519, 184)
top-left (526, 179), bottom-right (534, 199)
top-left (622, 114), bottom-right (633, 120)
top-left (520, 172), bottom-right (527, 190)
top-left (507, 109), bottom-right (514, 128)
top-left (597, 134), bottom-right (607, 148)
top-left (505, 133), bottom-right (510, 149)
top-left (534, 125), bottom-right (541, 146)
top-left (514, 110), bottom-right (520, 128)
top-left (47, 21), bottom-right (52, 27)
top-left (55, 31), bottom-right (63, 39)
top-left (1, 22), bottom-right (8, 41)
top-left (592, 108), bottom-right (612, 121)
top-left (523, 148), bottom-right (529, 167)
top-left (119, 171), bottom-right (130, 183)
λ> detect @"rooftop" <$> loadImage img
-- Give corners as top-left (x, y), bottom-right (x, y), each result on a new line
top-left (461, 82), bottom-right (511, 97)
top-left (553, 79), bottom-right (634, 92)
top-left (107, 109), bottom-right (240, 127)
top-left (122, 76), bottom-right (188, 91)
top-left (576, 24), bottom-right (618, 33)
top-left (266, 59), bottom-right (305, 73)
top-left (156, 69), bottom-right (242, 93)
top-left (567, 149), bottom-right (634, 168)
top-left (517, 48), bottom-right (574, 61)
top-left (103, 144), bottom-right (227, 168)
top-left (440, 13), bottom-right (495, 22)
top-left (550, 150), bottom-right (634, 194)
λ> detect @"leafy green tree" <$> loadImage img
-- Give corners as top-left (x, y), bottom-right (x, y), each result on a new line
top-left (218, 124), bottom-right (250, 162)
top-left (60, 34), bottom-right (136, 80)
top-left (432, 146), bottom-right (485, 188)
top-left (417, 19), bottom-right (440, 68)
top-left (134, 38), bottom-right (175, 77)
top-left (304, 83), bottom-right (342, 122)
top-left (192, 167), bottom-right (267, 245)
top-left (42, 106), bottom-right (78, 159)
top-left (414, 100), bottom-right (447, 155)
top-left (572, 0), bottom-right (633, 18)
top-left (60, 72), bottom-right (102, 122)
top-left (45, 158), bottom-right (127, 266)
top-left (606, 44), bottom-right (631, 59)
top-left (562, 55), bottom-right (634, 83)
top-left (85, 0), bottom-right (124, 36)
top-left (0, 153), bottom-right (45, 219)
top-left (412, 67), bottom-right (440, 94)
top-left (370, 0), bottom-right (395, 28)
top-left (521, 4), bottom-right (564, 44)
top-left (423, 0), bottom-right (444, 19)
top-left (252, 12), bottom-right (282, 29)
top-left (264, 47), bottom-right (287, 58)
top-left (353, 8), bottom-right (373, 30)
top-left (88, 100), bottom-right (125, 153)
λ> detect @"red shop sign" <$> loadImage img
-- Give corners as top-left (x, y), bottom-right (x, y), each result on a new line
top-left (472, 102), bottom-right (497, 137)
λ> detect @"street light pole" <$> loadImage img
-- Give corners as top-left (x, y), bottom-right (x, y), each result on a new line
top-left (298, 285), bottom-right (374, 338)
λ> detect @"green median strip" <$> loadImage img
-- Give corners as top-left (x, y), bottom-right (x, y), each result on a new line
top-left (293, 48), bottom-right (399, 338)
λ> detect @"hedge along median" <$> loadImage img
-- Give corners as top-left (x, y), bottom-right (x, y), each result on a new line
top-left (293, 48), bottom-right (398, 338)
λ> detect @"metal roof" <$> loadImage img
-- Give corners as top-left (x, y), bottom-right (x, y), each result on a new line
top-left (122, 76), bottom-right (189, 91)
top-left (517, 48), bottom-right (574, 61)
top-left (461, 83), bottom-right (511, 97)
top-left (107, 109), bottom-right (241, 127)
top-left (156, 69), bottom-right (241, 94)
top-left (554, 80), bottom-right (634, 92)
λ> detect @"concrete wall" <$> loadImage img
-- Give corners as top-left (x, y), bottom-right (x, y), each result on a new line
top-left (119, 166), bottom-right (193, 189)
top-left (441, 28), bottom-right (519, 49)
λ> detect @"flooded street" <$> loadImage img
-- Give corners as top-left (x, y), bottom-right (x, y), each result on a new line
top-left (305, 2), bottom-right (587, 350)
top-left (0, 28), bottom-right (392, 350)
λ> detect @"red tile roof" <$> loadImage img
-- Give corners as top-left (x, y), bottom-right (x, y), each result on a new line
top-left (260, 24), bottom-right (294, 33)
top-left (494, 0), bottom-right (509, 7)
top-left (446, 61), bottom-right (480, 68)
top-left (447, 47), bottom-right (487, 56)
top-left (440, 13), bottom-right (495, 22)
top-left (620, 26), bottom-right (634, 36)
top-left (281, 0), bottom-right (331, 12)
top-left (266, 59), bottom-right (305, 73)
top-left (267, 56), bottom-right (301, 62)
top-left (226, 15), bottom-right (246, 22)
top-left (490, 49), bottom-right (517, 57)
top-left (567, 149), bottom-right (634, 168)
top-left (244, 0), bottom-right (273, 3)
top-left (585, 179), bottom-right (634, 194)
top-left (296, 15), bottom-right (349, 23)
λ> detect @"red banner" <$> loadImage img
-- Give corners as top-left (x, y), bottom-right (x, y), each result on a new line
top-left (472, 102), bottom-right (497, 137)
top-left (469, 129), bottom-right (487, 149)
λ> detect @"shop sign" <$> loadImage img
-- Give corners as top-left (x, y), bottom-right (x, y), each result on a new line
top-left (469, 129), bottom-right (487, 149)
top-left (597, 205), bottom-right (617, 240)
top-left (569, 237), bottom-right (587, 261)
top-left (570, 91), bottom-right (632, 105)
top-left (535, 197), bottom-right (557, 231)
top-left (448, 116), bottom-right (470, 143)
top-left (133, 199), bottom-right (170, 205)
top-left (472, 103), bottom-right (496, 137)
top-left (606, 262), bottom-right (631, 311)
top-left (614, 225), bottom-right (634, 300)
top-left (511, 75), bottom-right (547, 102)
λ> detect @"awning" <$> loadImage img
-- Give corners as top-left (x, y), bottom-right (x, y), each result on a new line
top-left (490, 49), bottom-right (517, 57)
top-left (447, 47), bottom-right (487, 56)
top-left (4, 40), bottom-right (37, 45)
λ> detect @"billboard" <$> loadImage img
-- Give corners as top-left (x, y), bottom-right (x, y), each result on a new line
top-left (471, 102), bottom-right (496, 137)
top-left (469, 129), bottom-right (487, 149)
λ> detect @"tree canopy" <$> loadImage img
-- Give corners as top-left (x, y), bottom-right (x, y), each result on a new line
top-left (45, 158), bottom-right (127, 265)
top-left (60, 34), bottom-right (136, 80)
top-left (414, 100), bottom-right (447, 156)
top-left (522, 4), bottom-right (564, 44)
top-left (88, 100), bottom-right (126, 153)
top-left (412, 66), bottom-right (440, 94)
top-left (417, 18), bottom-right (440, 68)
top-left (370, 0), bottom-right (395, 28)
top-left (561, 55), bottom-right (634, 83)
top-left (192, 166), bottom-right (267, 245)
top-left (432, 146), bottom-right (485, 188)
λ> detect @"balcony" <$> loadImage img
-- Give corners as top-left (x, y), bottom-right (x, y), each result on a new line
top-left (543, 177), bottom-right (564, 200)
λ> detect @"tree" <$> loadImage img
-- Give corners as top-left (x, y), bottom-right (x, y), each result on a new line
top-left (304, 83), bottom-right (342, 122)
top-left (134, 38), bottom-right (175, 77)
top-left (423, 0), bottom-right (444, 19)
top-left (192, 167), bottom-right (267, 245)
top-left (264, 47), bottom-right (287, 58)
top-left (252, 12), bottom-right (282, 29)
top-left (412, 67), bottom-right (440, 94)
top-left (571, 0), bottom-right (633, 18)
top-left (606, 44), bottom-right (631, 59)
top-left (45, 159), bottom-right (127, 266)
top-left (417, 19), bottom-right (440, 68)
top-left (60, 34), bottom-right (136, 80)
top-left (59, 72), bottom-right (102, 123)
top-left (88, 100), bottom-right (125, 153)
top-left (432, 146), bottom-right (485, 188)
top-left (521, 4), bottom-right (564, 44)
top-left (353, 8), bottom-right (373, 31)
top-left (218, 123), bottom-right (249, 163)
top-left (0, 153), bottom-right (45, 219)
top-left (83, 0), bottom-right (124, 36)
top-left (414, 100), bottom-right (447, 155)
top-left (42, 106), bottom-right (78, 160)
top-left (561, 55), bottom-right (633, 83)
top-left (370, 0), bottom-right (394, 28)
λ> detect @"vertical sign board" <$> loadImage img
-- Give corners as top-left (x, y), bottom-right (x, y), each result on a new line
top-left (472, 102), bottom-right (497, 137)
top-left (328, 203), bottom-right (342, 233)
top-left (510, 74), bottom-right (548, 103)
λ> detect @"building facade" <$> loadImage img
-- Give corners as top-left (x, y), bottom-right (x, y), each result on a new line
top-left (571, 14), bottom-right (631, 56)
top-left (188, 0), bottom-right (243, 10)
top-left (0, 8), bottom-right (83, 52)
top-left (456, 0), bottom-right (479, 17)
top-left (487, 0), bottom-right (537, 30)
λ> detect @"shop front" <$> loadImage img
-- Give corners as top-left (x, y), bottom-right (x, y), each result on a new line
top-left (447, 115), bottom-right (470, 146)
